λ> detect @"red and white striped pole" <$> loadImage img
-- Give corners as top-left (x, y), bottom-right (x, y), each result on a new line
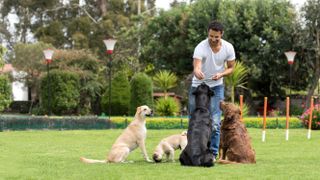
top-left (285, 97), bottom-right (290, 141)
top-left (262, 97), bottom-right (267, 142)
top-left (307, 98), bottom-right (314, 139)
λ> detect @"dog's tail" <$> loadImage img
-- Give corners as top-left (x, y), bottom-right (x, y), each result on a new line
top-left (80, 157), bottom-right (108, 164)
top-left (217, 159), bottom-right (239, 164)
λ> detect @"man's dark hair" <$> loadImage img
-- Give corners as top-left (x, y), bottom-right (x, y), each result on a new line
top-left (207, 21), bottom-right (224, 33)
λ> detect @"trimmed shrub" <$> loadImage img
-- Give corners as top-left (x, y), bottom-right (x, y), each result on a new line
top-left (101, 71), bottom-right (131, 115)
top-left (40, 70), bottom-right (80, 115)
top-left (0, 75), bottom-right (12, 112)
top-left (155, 97), bottom-right (180, 116)
top-left (0, 115), bottom-right (303, 131)
top-left (130, 73), bottom-right (153, 115)
top-left (109, 116), bottom-right (303, 129)
top-left (0, 115), bottom-right (111, 130)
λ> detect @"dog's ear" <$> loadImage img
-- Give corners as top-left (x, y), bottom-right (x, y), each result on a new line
top-left (136, 106), bottom-right (142, 114)
top-left (181, 131), bottom-right (187, 136)
top-left (237, 108), bottom-right (241, 115)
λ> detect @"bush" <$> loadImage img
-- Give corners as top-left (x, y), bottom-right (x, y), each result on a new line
top-left (101, 72), bottom-right (131, 115)
top-left (155, 97), bottom-right (180, 116)
top-left (300, 104), bottom-right (320, 130)
top-left (291, 104), bottom-right (304, 116)
top-left (40, 70), bottom-right (80, 115)
top-left (234, 102), bottom-right (250, 117)
top-left (9, 101), bottom-right (32, 114)
top-left (130, 73), bottom-right (153, 115)
top-left (0, 75), bottom-right (12, 112)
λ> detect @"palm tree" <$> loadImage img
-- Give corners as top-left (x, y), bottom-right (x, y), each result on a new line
top-left (225, 61), bottom-right (249, 103)
top-left (153, 70), bottom-right (178, 99)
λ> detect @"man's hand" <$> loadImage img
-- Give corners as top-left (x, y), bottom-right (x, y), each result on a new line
top-left (194, 69), bottom-right (205, 80)
top-left (212, 72), bottom-right (223, 80)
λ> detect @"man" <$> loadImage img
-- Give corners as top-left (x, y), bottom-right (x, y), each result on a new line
top-left (188, 20), bottom-right (235, 161)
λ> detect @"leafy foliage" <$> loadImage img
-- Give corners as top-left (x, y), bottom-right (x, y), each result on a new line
top-left (153, 70), bottom-right (177, 98)
top-left (101, 71), bottom-right (131, 115)
top-left (0, 45), bottom-right (6, 68)
top-left (155, 97), bottom-right (180, 116)
top-left (10, 42), bottom-right (53, 102)
top-left (300, 105), bottom-right (320, 130)
top-left (130, 72), bottom-right (153, 115)
top-left (225, 61), bottom-right (249, 103)
top-left (40, 70), bottom-right (80, 115)
top-left (0, 75), bottom-right (12, 111)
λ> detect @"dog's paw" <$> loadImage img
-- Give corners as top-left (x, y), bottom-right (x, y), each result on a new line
top-left (146, 158), bottom-right (153, 162)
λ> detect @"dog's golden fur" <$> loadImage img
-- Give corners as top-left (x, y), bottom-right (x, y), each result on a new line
top-left (153, 131), bottom-right (187, 163)
top-left (218, 101), bottom-right (256, 164)
top-left (80, 105), bottom-right (153, 163)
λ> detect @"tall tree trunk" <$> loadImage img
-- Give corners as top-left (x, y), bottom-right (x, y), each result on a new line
top-left (97, 0), bottom-right (107, 17)
top-left (305, 29), bottom-right (320, 109)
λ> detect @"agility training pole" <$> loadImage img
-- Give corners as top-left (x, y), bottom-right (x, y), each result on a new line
top-left (240, 95), bottom-right (243, 122)
top-left (285, 97), bottom-right (290, 141)
top-left (262, 97), bottom-right (267, 142)
top-left (307, 97), bottom-right (314, 139)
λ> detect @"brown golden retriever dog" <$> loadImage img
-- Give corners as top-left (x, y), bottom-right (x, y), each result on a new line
top-left (80, 105), bottom-right (153, 163)
top-left (218, 101), bottom-right (256, 164)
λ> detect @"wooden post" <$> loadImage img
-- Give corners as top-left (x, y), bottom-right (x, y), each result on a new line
top-left (262, 97), bottom-right (267, 142)
top-left (240, 95), bottom-right (243, 122)
top-left (307, 97), bottom-right (314, 139)
top-left (285, 97), bottom-right (290, 141)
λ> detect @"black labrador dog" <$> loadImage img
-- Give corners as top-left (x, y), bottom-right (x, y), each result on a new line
top-left (179, 83), bottom-right (214, 167)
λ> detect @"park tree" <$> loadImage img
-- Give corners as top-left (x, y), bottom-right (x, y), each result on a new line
top-left (51, 49), bottom-right (104, 115)
top-left (299, 0), bottom-right (320, 108)
top-left (9, 42), bottom-right (53, 104)
top-left (101, 71), bottom-right (131, 116)
top-left (0, 45), bottom-right (6, 68)
top-left (141, 0), bottom-right (297, 99)
top-left (0, 75), bottom-right (12, 112)
top-left (130, 72), bottom-right (153, 115)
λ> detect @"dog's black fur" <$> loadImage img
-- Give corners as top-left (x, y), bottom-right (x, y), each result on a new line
top-left (179, 83), bottom-right (214, 167)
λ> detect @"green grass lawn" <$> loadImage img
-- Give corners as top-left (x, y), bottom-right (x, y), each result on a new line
top-left (0, 128), bottom-right (319, 180)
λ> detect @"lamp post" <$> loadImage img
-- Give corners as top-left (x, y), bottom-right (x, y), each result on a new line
top-left (285, 51), bottom-right (296, 97)
top-left (43, 49), bottom-right (54, 115)
top-left (103, 38), bottom-right (117, 120)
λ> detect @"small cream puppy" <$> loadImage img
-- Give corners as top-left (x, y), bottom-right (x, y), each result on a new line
top-left (80, 105), bottom-right (153, 163)
top-left (153, 131), bottom-right (188, 163)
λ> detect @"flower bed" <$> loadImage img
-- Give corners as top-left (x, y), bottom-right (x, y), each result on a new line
top-left (300, 104), bottom-right (320, 130)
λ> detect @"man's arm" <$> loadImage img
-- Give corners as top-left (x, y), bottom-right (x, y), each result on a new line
top-left (193, 58), bottom-right (204, 80)
top-left (212, 60), bottom-right (235, 80)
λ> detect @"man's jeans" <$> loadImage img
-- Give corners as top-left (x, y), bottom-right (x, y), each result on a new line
top-left (188, 84), bottom-right (224, 157)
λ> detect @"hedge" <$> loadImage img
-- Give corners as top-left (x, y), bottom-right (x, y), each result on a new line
top-left (0, 115), bottom-right (303, 131)
top-left (109, 116), bottom-right (303, 129)
top-left (0, 115), bottom-right (112, 131)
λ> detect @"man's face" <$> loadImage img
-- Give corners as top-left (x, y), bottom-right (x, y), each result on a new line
top-left (208, 29), bottom-right (223, 46)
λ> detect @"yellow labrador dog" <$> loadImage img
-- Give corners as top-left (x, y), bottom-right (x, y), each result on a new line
top-left (80, 105), bottom-right (153, 163)
top-left (153, 131), bottom-right (188, 163)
